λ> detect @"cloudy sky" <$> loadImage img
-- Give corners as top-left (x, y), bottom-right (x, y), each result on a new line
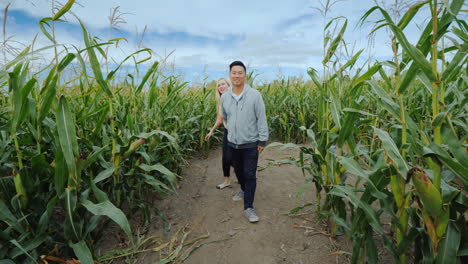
top-left (1, 0), bottom-right (442, 83)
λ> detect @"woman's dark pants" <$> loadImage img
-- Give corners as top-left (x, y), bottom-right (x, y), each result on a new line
top-left (222, 129), bottom-right (231, 177)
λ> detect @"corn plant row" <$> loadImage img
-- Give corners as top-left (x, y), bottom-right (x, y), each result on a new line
top-left (281, 1), bottom-right (467, 263)
top-left (0, 2), bottom-right (221, 263)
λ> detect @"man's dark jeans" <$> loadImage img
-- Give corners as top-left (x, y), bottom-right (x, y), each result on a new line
top-left (229, 146), bottom-right (259, 210)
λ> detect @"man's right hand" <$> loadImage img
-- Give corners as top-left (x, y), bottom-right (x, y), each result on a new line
top-left (257, 145), bottom-right (264, 153)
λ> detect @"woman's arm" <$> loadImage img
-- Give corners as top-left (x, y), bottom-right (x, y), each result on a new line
top-left (205, 114), bottom-right (224, 141)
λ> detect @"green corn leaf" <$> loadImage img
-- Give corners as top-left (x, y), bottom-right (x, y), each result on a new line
top-left (10, 236), bottom-right (46, 258)
top-left (330, 212), bottom-right (350, 232)
top-left (432, 112), bottom-right (448, 127)
top-left (398, 63), bottom-right (420, 94)
top-left (56, 96), bottom-right (79, 186)
top-left (70, 240), bottom-right (93, 264)
top-left (0, 200), bottom-right (23, 233)
top-left (136, 61), bottom-right (158, 94)
top-left (328, 49), bottom-right (364, 81)
top-left (8, 240), bottom-right (36, 262)
top-left (4, 45), bottom-right (56, 70)
top-left (342, 108), bottom-right (376, 117)
top-left (337, 156), bottom-right (386, 200)
top-left (362, 6), bottom-right (436, 81)
top-left (81, 199), bottom-right (132, 240)
top-left (81, 145), bottom-right (108, 171)
top-left (57, 53), bottom-right (76, 72)
top-left (83, 215), bottom-right (101, 239)
top-left (38, 76), bottom-right (57, 122)
top-left (387, 23), bottom-right (436, 81)
top-left (337, 107), bottom-right (359, 147)
top-left (406, 0), bottom-right (464, 67)
top-left (397, 1), bottom-right (429, 30)
top-left (139, 163), bottom-right (177, 184)
top-left (359, 6), bottom-right (380, 27)
top-left (64, 187), bottom-right (80, 241)
top-left (52, 0), bottom-right (75, 21)
top-left (307, 68), bottom-right (323, 89)
top-left (425, 144), bottom-right (468, 187)
top-left (442, 42), bottom-right (468, 83)
top-left (437, 0), bottom-right (465, 40)
top-left (93, 167), bottom-right (115, 183)
top-left (366, 229), bottom-right (378, 264)
top-left (90, 105), bottom-right (108, 141)
top-left (106, 48), bottom-right (152, 81)
top-left (416, 71), bottom-right (433, 94)
top-left (141, 174), bottom-right (174, 193)
top-left (284, 203), bottom-right (315, 215)
top-left (436, 210), bottom-right (450, 238)
top-left (375, 128), bottom-right (409, 176)
top-left (329, 91), bottom-right (341, 130)
top-left (148, 77), bottom-right (159, 108)
top-left (436, 221), bottom-right (461, 264)
top-left (10, 75), bottom-right (36, 132)
top-left (351, 236), bottom-right (365, 264)
top-left (79, 20), bottom-right (113, 97)
top-left (367, 80), bottom-right (401, 119)
top-left (77, 101), bottom-right (107, 123)
top-left (90, 181), bottom-right (109, 203)
top-left (378, 66), bottom-right (392, 89)
top-left (296, 178), bottom-right (313, 199)
top-left (396, 227), bottom-right (421, 255)
top-left (330, 185), bottom-right (384, 234)
top-left (451, 25), bottom-right (467, 43)
top-left (38, 19), bottom-right (55, 43)
top-left (324, 19), bottom-right (347, 63)
top-left (37, 196), bottom-right (58, 235)
top-left (54, 136), bottom-right (68, 195)
top-left (89, 40), bottom-right (106, 61)
top-left (299, 126), bottom-right (319, 153)
top-left (442, 125), bottom-right (468, 166)
top-left (137, 130), bottom-right (176, 143)
top-left (72, 46), bottom-right (91, 89)
top-left (352, 64), bottom-right (381, 87)
top-left (458, 219), bottom-right (468, 256)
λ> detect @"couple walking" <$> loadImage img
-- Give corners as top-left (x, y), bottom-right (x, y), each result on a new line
top-left (205, 61), bottom-right (269, 223)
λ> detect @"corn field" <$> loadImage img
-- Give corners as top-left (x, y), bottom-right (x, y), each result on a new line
top-left (0, 0), bottom-right (467, 263)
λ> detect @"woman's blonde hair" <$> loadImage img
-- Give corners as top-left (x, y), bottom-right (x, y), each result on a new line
top-left (215, 78), bottom-right (230, 116)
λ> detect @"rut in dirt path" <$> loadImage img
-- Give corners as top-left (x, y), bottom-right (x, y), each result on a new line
top-left (137, 145), bottom-right (342, 264)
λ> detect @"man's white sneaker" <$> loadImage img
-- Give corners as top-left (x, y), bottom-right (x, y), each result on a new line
top-left (245, 208), bottom-right (259, 223)
top-left (232, 190), bottom-right (244, 201)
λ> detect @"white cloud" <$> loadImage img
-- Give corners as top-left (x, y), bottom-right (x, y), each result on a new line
top-left (3, 0), bottom-right (447, 82)
top-left (6, 0), bottom-right (314, 37)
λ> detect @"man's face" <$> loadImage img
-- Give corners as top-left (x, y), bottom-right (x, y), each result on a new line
top-left (230, 65), bottom-right (246, 87)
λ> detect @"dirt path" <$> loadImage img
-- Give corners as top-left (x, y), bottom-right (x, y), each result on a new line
top-left (130, 145), bottom-right (342, 264)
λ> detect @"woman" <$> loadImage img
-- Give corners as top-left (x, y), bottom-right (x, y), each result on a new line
top-left (205, 78), bottom-right (233, 189)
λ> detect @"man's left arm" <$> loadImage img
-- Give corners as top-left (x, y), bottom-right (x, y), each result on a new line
top-left (255, 93), bottom-right (269, 153)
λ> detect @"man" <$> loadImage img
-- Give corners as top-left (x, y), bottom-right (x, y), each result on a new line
top-left (221, 61), bottom-right (269, 223)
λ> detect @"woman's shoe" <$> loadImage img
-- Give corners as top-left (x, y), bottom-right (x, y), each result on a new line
top-left (216, 182), bottom-right (231, 189)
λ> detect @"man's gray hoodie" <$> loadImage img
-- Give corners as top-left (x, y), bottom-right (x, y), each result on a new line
top-left (221, 84), bottom-right (269, 149)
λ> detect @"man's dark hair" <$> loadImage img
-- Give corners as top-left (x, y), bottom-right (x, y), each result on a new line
top-left (229, 61), bottom-right (246, 72)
